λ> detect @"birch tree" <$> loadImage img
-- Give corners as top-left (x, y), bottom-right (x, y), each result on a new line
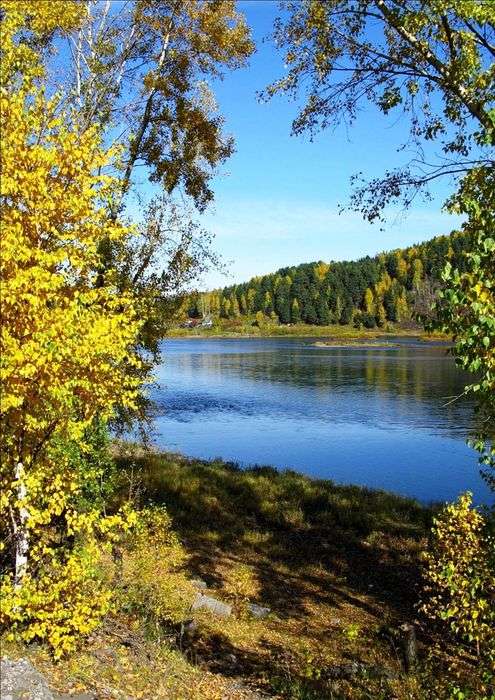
top-left (265, 0), bottom-right (494, 219)
top-left (0, 1), bottom-right (142, 655)
top-left (64, 0), bottom-right (254, 375)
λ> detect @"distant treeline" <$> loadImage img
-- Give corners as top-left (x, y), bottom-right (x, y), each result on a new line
top-left (187, 231), bottom-right (473, 328)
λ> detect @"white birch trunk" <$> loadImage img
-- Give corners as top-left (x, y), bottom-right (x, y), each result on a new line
top-left (14, 462), bottom-right (29, 587)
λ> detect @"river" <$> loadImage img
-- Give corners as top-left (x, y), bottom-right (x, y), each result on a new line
top-left (150, 337), bottom-right (492, 504)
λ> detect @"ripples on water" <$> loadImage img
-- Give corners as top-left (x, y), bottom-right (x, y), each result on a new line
top-left (149, 337), bottom-right (491, 504)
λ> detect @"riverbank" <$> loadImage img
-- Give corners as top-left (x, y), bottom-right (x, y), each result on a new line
top-left (167, 319), bottom-right (450, 343)
top-left (4, 450), bottom-right (481, 699)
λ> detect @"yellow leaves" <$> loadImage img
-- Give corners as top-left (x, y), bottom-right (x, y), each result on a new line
top-left (1, 550), bottom-right (113, 658)
top-left (3, 1), bottom-right (86, 35)
top-left (0, 1), bottom-right (87, 91)
top-left (1, 80), bottom-right (143, 456)
top-left (420, 492), bottom-right (495, 662)
top-left (0, 1), bottom-right (149, 658)
top-left (117, 506), bottom-right (194, 629)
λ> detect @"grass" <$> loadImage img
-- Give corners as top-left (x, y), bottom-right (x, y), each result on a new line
top-left (113, 450), bottom-right (438, 698)
top-left (5, 450), bottom-right (477, 699)
top-left (166, 318), bottom-right (451, 342)
top-left (166, 318), bottom-right (446, 340)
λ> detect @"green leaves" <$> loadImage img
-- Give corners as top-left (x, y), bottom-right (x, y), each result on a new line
top-left (266, 1), bottom-right (495, 219)
top-left (432, 166), bottom-right (495, 486)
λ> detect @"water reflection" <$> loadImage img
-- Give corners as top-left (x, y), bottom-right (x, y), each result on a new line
top-left (151, 338), bottom-right (491, 504)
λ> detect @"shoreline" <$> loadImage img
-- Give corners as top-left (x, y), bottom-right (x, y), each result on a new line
top-left (7, 450), bottom-right (479, 700)
top-left (113, 445), bottom-right (446, 507)
top-left (165, 326), bottom-right (451, 344)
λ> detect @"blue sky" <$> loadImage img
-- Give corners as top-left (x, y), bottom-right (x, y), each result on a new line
top-left (187, 0), bottom-right (464, 289)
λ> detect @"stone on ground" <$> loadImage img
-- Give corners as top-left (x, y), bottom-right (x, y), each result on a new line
top-left (191, 593), bottom-right (232, 617)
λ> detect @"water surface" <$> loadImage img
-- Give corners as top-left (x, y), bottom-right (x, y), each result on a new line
top-left (151, 337), bottom-right (491, 504)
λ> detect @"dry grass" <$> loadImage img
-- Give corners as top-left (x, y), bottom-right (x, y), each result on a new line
top-left (111, 451), bottom-right (438, 698)
top-left (4, 451), bottom-right (477, 699)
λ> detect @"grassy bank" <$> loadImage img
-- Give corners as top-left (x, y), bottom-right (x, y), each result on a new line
top-left (4, 452), bottom-right (478, 699)
top-left (166, 319), bottom-right (449, 342)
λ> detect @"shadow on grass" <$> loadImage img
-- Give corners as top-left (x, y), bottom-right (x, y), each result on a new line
top-left (115, 451), bottom-right (432, 626)
top-left (181, 622), bottom-right (403, 699)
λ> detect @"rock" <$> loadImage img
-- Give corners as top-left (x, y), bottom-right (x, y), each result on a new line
top-left (326, 661), bottom-right (364, 680)
top-left (1, 657), bottom-right (98, 700)
top-left (191, 593), bottom-right (232, 617)
top-left (1, 657), bottom-right (54, 700)
top-left (190, 578), bottom-right (208, 590)
top-left (247, 603), bottom-right (271, 619)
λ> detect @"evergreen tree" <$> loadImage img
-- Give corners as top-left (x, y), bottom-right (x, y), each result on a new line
top-left (383, 288), bottom-right (397, 322)
top-left (304, 301), bottom-right (318, 325)
top-left (263, 291), bottom-right (274, 315)
top-left (291, 298), bottom-right (301, 323)
top-left (191, 231), bottom-right (473, 329)
top-left (340, 299), bottom-right (354, 325)
top-left (316, 295), bottom-right (331, 325)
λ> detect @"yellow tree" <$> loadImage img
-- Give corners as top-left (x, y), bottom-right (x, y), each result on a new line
top-left (364, 287), bottom-right (375, 315)
top-left (0, 2), bottom-right (143, 655)
top-left (411, 258), bottom-right (424, 290)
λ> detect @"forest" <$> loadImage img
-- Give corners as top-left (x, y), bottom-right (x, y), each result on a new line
top-left (187, 231), bottom-right (473, 328)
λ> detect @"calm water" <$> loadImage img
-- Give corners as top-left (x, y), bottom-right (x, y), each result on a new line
top-left (151, 337), bottom-right (492, 504)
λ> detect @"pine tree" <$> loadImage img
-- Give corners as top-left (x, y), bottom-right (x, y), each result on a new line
top-left (291, 298), bottom-right (301, 323)
top-left (316, 295), bottom-right (331, 325)
top-left (340, 299), bottom-right (354, 325)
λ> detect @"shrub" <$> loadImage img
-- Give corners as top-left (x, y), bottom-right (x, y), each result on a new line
top-left (0, 545), bottom-right (112, 659)
top-left (118, 507), bottom-right (195, 632)
top-left (222, 562), bottom-right (261, 614)
top-left (420, 493), bottom-right (495, 691)
top-left (0, 433), bottom-right (136, 658)
top-left (354, 312), bottom-right (376, 329)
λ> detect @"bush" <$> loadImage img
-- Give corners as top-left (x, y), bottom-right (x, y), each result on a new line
top-left (0, 430), bottom-right (136, 659)
top-left (0, 546), bottom-right (112, 659)
top-left (222, 563), bottom-right (261, 615)
top-left (118, 506), bottom-right (195, 632)
top-left (354, 312), bottom-right (376, 329)
top-left (420, 493), bottom-right (495, 693)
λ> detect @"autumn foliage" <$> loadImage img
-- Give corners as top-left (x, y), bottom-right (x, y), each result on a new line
top-left (421, 493), bottom-right (495, 695)
top-left (0, 2), bottom-right (143, 655)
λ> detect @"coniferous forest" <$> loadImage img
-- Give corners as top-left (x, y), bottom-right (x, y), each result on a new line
top-left (188, 231), bottom-right (472, 328)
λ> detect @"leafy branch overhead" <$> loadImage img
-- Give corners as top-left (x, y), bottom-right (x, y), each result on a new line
top-left (66, 0), bottom-right (254, 211)
top-left (265, 0), bottom-right (495, 218)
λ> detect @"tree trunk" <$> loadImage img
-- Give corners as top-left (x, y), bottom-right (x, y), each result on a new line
top-left (399, 622), bottom-right (417, 673)
top-left (14, 462), bottom-right (29, 587)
